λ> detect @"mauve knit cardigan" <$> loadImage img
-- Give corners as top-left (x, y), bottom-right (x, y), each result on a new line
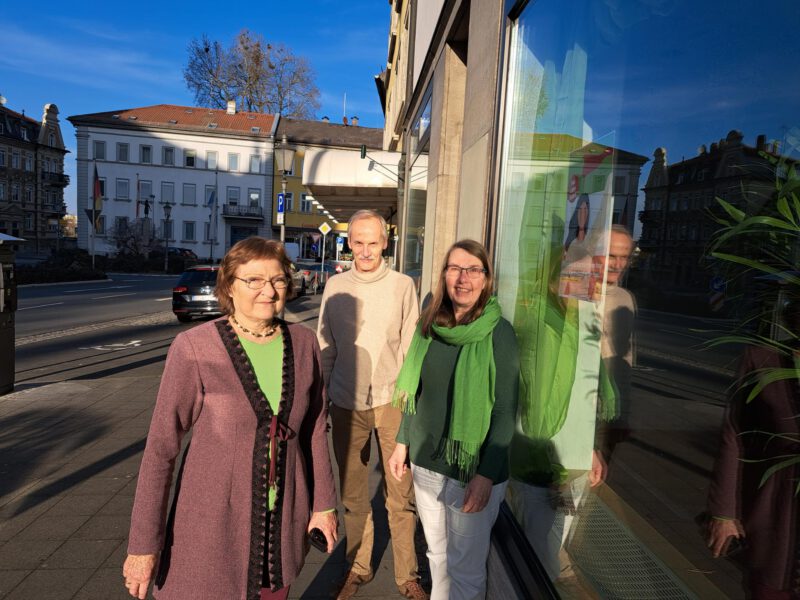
top-left (128, 318), bottom-right (336, 600)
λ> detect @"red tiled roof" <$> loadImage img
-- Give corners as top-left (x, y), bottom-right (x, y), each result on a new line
top-left (67, 104), bottom-right (277, 137)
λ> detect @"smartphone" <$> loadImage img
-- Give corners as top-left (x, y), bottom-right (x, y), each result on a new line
top-left (308, 528), bottom-right (328, 552)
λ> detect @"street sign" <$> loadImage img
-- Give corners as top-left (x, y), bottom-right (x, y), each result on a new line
top-left (319, 222), bottom-right (331, 236)
top-left (276, 212), bottom-right (285, 225)
top-left (277, 193), bottom-right (285, 214)
top-left (84, 208), bottom-right (102, 230)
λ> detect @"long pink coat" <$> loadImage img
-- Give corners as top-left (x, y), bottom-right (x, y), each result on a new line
top-left (128, 318), bottom-right (336, 600)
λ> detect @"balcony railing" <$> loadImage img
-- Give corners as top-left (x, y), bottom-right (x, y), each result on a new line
top-left (42, 172), bottom-right (70, 186)
top-left (222, 204), bottom-right (264, 219)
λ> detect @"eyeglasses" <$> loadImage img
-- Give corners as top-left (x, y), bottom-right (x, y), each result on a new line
top-left (234, 276), bottom-right (289, 290)
top-left (444, 265), bottom-right (487, 279)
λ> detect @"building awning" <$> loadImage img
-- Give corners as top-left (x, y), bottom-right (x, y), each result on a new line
top-left (302, 148), bottom-right (400, 222)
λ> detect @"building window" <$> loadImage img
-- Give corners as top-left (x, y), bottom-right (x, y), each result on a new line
top-left (249, 155), bottom-right (261, 174)
top-left (24, 213), bottom-right (33, 230)
top-left (0, 148), bottom-right (5, 166)
top-left (247, 188), bottom-right (261, 207)
top-left (116, 178), bottom-right (130, 200)
top-left (182, 221), bottom-right (195, 241)
top-left (613, 175), bottom-right (626, 194)
top-left (96, 215), bottom-right (106, 235)
top-left (139, 180), bottom-right (152, 203)
top-left (161, 181), bottom-right (175, 204)
top-left (184, 149), bottom-right (196, 168)
top-left (24, 155), bottom-right (33, 171)
top-left (301, 194), bottom-right (312, 213)
top-left (207, 151), bottom-right (218, 170)
top-left (117, 143), bottom-right (129, 162)
top-left (182, 183), bottom-right (196, 205)
top-left (11, 152), bottom-right (20, 169)
top-left (163, 146), bottom-right (175, 166)
top-left (162, 219), bottom-right (173, 240)
top-left (23, 186), bottom-right (33, 204)
top-left (10, 184), bottom-right (19, 202)
top-left (205, 185), bottom-right (216, 206)
top-left (140, 145), bottom-right (152, 164)
top-left (204, 221), bottom-right (213, 241)
top-left (228, 153), bottom-right (239, 171)
top-left (0, 183), bottom-right (4, 201)
top-left (284, 192), bottom-right (294, 212)
top-left (49, 133), bottom-right (56, 146)
top-left (94, 140), bottom-right (106, 160)
top-left (21, 129), bottom-right (29, 141)
top-left (226, 186), bottom-right (240, 205)
top-left (114, 216), bottom-right (129, 233)
top-left (98, 178), bottom-right (107, 199)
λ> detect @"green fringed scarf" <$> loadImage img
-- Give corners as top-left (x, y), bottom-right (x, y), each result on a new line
top-left (393, 296), bottom-right (502, 481)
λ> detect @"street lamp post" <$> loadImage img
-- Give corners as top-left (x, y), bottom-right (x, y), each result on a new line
top-left (274, 134), bottom-right (296, 244)
top-left (162, 201), bottom-right (173, 272)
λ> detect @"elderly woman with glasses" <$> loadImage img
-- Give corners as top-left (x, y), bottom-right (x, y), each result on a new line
top-left (123, 237), bottom-right (338, 600)
top-left (388, 239), bottom-right (519, 600)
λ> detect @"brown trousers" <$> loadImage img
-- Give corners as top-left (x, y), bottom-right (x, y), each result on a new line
top-left (330, 403), bottom-right (418, 587)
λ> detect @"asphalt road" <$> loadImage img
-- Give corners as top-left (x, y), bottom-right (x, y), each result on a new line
top-left (16, 274), bottom-right (176, 338)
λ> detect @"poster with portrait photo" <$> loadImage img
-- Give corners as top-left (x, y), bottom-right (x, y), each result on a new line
top-left (558, 177), bottom-right (614, 302)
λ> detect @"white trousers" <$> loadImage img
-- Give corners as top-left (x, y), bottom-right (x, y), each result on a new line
top-left (411, 464), bottom-right (507, 600)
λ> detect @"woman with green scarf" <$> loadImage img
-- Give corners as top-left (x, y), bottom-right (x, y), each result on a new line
top-left (388, 240), bottom-right (519, 600)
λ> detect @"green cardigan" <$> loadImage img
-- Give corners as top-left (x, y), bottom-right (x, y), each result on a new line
top-left (396, 318), bottom-right (520, 484)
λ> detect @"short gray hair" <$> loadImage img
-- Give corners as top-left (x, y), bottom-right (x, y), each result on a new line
top-left (347, 209), bottom-right (388, 241)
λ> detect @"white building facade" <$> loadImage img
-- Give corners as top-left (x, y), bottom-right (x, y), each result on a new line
top-left (68, 104), bottom-right (278, 260)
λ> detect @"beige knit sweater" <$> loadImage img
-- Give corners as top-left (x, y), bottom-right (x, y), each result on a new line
top-left (317, 261), bottom-right (419, 411)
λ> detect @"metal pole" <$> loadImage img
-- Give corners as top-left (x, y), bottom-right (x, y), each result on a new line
top-left (320, 232), bottom-right (327, 282)
top-left (163, 212), bottom-right (169, 272)
top-left (280, 174), bottom-right (286, 243)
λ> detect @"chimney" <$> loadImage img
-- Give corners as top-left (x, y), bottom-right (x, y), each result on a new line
top-left (226, 100), bottom-right (236, 115)
top-left (321, 116), bottom-right (330, 123)
top-left (342, 116), bottom-right (349, 126)
top-left (756, 134), bottom-right (766, 151)
top-left (351, 116), bottom-right (359, 126)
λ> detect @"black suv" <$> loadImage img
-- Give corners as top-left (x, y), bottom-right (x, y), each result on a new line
top-left (172, 265), bottom-right (222, 323)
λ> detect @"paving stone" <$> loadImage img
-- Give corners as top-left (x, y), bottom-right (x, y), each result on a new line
top-left (101, 540), bottom-right (128, 569)
top-left (73, 568), bottom-right (132, 600)
top-left (0, 539), bottom-right (61, 569)
top-left (72, 515), bottom-right (130, 540)
top-left (68, 476), bottom-right (135, 496)
top-left (0, 570), bottom-right (30, 600)
top-left (14, 515), bottom-right (89, 541)
top-left (96, 494), bottom-right (133, 517)
top-left (45, 494), bottom-right (114, 517)
top-left (41, 539), bottom-right (119, 569)
top-left (4, 568), bottom-right (93, 600)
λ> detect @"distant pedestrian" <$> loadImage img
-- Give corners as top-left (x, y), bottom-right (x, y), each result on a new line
top-left (124, 237), bottom-right (337, 600)
top-left (317, 210), bottom-right (426, 599)
top-left (389, 239), bottom-right (519, 600)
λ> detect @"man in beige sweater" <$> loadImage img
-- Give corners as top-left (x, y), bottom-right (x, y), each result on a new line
top-left (317, 210), bottom-right (426, 600)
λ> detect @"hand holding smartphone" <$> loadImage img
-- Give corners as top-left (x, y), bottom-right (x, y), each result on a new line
top-left (308, 528), bottom-right (328, 552)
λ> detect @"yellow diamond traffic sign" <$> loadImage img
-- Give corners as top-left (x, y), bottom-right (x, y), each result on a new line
top-left (318, 222), bottom-right (331, 236)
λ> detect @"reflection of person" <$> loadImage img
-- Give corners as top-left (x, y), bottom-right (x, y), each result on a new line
top-left (594, 225), bottom-right (636, 461)
top-left (564, 194), bottom-right (591, 249)
top-left (123, 238), bottom-right (337, 600)
top-left (560, 195), bottom-right (593, 299)
top-left (707, 298), bottom-right (800, 599)
top-left (388, 240), bottom-right (519, 600)
top-left (316, 210), bottom-right (425, 600)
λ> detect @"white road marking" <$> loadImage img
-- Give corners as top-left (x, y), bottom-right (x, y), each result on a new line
top-left (79, 340), bottom-right (143, 351)
top-left (154, 297), bottom-right (172, 302)
top-left (64, 285), bottom-right (133, 293)
top-left (18, 302), bottom-right (65, 311)
top-left (91, 293), bottom-right (136, 300)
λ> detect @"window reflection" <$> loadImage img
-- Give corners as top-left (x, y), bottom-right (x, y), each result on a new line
top-left (495, 1), bottom-right (799, 598)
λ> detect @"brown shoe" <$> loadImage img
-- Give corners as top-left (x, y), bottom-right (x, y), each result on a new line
top-left (333, 569), bottom-right (373, 600)
top-left (398, 580), bottom-right (429, 599)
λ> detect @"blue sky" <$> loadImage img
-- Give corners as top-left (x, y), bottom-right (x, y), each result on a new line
top-left (1, 0), bottom-right (390, 213)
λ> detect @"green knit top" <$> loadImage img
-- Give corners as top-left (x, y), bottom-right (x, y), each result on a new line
top-left (396, 318), bottom-right (520, 484)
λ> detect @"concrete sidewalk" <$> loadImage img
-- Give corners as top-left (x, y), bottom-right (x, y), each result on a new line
top-left (0, 295), bottom-right (423, 599)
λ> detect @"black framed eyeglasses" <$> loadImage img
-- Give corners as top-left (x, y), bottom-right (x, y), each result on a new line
top-left (444, 265), bottom-right (487, 279)
top-left (234, 276), bottom-right (289, 290)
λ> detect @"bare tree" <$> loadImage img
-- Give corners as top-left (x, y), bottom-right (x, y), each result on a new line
top-left (108, 219), bottom-right (160, 257)
top-left (184, 30), bottom-right (321, 118)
